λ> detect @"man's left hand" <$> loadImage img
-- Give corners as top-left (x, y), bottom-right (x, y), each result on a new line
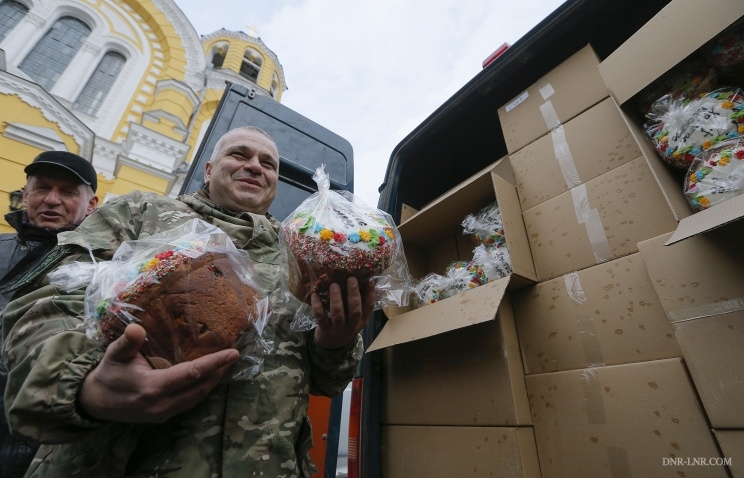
top-left (311, 277), bottom-right (375, 349)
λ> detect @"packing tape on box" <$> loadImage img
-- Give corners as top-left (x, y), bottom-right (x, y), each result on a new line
top-left (667, 297), bottom-right (744, 324)
top-left (565, 273), bottom-right (606, 367)
top-left (581, 367), bottom-right (607, 424)
top-left (539, 100), bottom-right (562, 131)
top-left (552, 126), bottom-right (582, 188)
top-left (571, 184), bottom-right (612, 264)
top-left (606, 446), bottom-right (632, 477)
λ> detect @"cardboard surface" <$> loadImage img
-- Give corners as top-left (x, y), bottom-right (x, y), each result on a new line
top-left (369, 276), bottom-right (509, 351)
top-left (527, 358), bottom-right (726, 478)
top-left (714, 430), bottom-right (744, 478)
top-left (510, 98), bottom-right (641, 211)
top-left (598, 0), bottom-right (744, 106)
top-left (672, 310), bottom-right (744, 428)
top-left (381, 296), bottom-right (531, 426)
top-left (381, 426), bottom-right (541, 478)
top-left (498, 45), bottom-right (608, 154)
top-left (523, 156), bottom-right (678, 281)
top-left (666, 194), bottom-right (744, 245)
top-left (636, 224), bottom-right (744, 324)
top-left (513, 253), bottom-right (680, 374)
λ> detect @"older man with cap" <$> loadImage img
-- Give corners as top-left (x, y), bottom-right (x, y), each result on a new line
top-left (0, 150), bottom-right (98, 478)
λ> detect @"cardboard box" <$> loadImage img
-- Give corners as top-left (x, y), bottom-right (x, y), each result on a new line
top-left (526, 358), bottom-right (726, 478)
top-left (638, 226), bottom-right (744, 428)
top-left (381, 295), bottom-right (531, 426)
top-left (498, 44), bottom-right (608, 154)
top-left (637, 224), bottom-right (744, 324)
top-left (372, 157), bottom-right (536, 346)
top-left (513, 253), bottom-right (681, 374)
top-left (673, 311), bottom-right (744, 428)
top-left (522, 156), bottom-right (678, 281)
top-left (510, 97), bottom-right (641, 211)
top-left (618, 106), bottom-right (744, 246)
top-left (381, 426), bottom-right (541, 478)
top-left (598, 0), bottom-right (744, 242)
top-left (598, 0), bottom-right (744, 106)
top-left (713, 430), bottom-right (744, 478)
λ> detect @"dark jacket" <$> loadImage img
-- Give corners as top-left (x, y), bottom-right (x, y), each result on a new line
top-left (1, 210), bottom-right (74, 478)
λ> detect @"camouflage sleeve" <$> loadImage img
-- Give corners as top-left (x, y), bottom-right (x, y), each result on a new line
top-left (1, 192), bottom-right (161, 443)
top-left (2, 282), bottom-right (105, 443)
top-left (306, 332), bottom-right (363, 397)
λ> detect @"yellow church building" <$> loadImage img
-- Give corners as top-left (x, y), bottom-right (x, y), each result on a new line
top-left (0, 0), bottom-right (287, 233)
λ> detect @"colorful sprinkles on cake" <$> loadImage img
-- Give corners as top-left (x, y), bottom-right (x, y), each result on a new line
top-left (684, 138), bottom-right (744, 211)
top-left (95, 249), bottom-right (195, 341)
top-left (647, 88), bottom-right (744, 169)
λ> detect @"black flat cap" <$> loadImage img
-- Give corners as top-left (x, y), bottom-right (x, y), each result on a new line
top-left (25, 151), bottom-right (97, 193)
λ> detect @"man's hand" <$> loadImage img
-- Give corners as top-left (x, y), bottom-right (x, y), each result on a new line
top-left (78, 324), bottom-right (239, 423)
top-left (312, 277), bottom-right (375, 349)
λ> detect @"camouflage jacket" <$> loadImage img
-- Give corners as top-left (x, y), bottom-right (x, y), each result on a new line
top-left (1, 191), bottom-right (362, 478)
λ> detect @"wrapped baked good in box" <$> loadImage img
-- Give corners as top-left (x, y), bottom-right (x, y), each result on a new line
top-left (645, 87), bottom-right (744, 170)
top-left (684, 137), bottom-right (744, 211)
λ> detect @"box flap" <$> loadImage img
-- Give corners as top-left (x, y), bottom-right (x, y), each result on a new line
top-left (665, 194), bottom-right (744, 245)
top-left (367, 276), bottom-right (510, 351)
top-left (598, 0), bottom-right (744, 105)
top-left (399, 161), bottom-right (500, 247)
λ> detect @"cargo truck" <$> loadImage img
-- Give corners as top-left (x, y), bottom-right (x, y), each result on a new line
top-left (351, 0), bottom-right (744, 477)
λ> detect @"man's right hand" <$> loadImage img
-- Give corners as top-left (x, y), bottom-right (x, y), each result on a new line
top-left (78, 324), bottom-right (240, 423)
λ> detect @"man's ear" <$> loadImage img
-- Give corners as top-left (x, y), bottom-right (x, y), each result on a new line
top-left (204, 161), bottom-right (212, 185)
top-left (87, 195), bottom-right (99, 215)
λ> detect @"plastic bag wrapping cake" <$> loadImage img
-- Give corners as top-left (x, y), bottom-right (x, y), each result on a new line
top-left (280, 165), bottom-right (411, 331)
top-left (684, 137), bottom-right (744, 211)
top-left (412, 203), bottom-right (513, 308)
top-left (52, 219), bottom-right (271, 379)
top-left (644, 87), bottom-right (744, 170)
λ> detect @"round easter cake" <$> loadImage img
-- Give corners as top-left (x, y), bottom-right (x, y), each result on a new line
top-left (684, 138), bottom-right (744, 211)
top-left (283, 209), bottom-right (397, 306)
top-left (96, 250), bottom-right (261, 368)
top-left (646, 88), bottom-right (744, 169)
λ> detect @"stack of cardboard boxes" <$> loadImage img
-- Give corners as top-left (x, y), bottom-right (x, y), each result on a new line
top-left (370, 0), bottom-right (744, 476)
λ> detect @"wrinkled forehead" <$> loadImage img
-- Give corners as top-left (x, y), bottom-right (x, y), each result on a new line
top-left (224, 129), bottom-right (279, 159)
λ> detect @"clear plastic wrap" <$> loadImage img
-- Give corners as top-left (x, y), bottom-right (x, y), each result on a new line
top-left (684, 137), bottom-right (744, 211)
top-left (461, 201), bottom-right (507, 248)
top-left (645, 87), bottom-right (744, 170)
top-left (472, 244), bottom-right (512, 283)
top-left (280, 165), bottom-right (411, 330)
top-left (412, 273), bottom-right (450, 307)
top-left (57, 219), bottom-right (271, 378)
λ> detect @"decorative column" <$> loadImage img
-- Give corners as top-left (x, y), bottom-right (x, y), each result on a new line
top-left (52, 41), bottom-right (101, 100)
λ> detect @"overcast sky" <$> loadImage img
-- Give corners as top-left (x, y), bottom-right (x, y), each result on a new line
top-left (174, 0), bottom-right (567, 208)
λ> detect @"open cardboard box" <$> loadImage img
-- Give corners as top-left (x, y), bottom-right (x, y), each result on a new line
top-left (369, 157), bottom-right (536, 351)
top-left (598, 0), bottom-right (744, 244)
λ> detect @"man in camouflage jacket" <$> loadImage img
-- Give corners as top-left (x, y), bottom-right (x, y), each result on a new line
top-left (1, 127), bottom-right (373, 478)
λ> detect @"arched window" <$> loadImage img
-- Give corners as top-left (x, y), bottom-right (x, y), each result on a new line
top-left (211, 45), bottom-right (226, 68)
top-left (0, 0), bottom-right (28, 42)
top-left (19, 16), bottom-right (91, 90)
top-left (73, 51), bottom-right (126, 116)
top-left (240, 47), bottom-right (262, 82)
top-left (270, 71), bottom-right (279, 98)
